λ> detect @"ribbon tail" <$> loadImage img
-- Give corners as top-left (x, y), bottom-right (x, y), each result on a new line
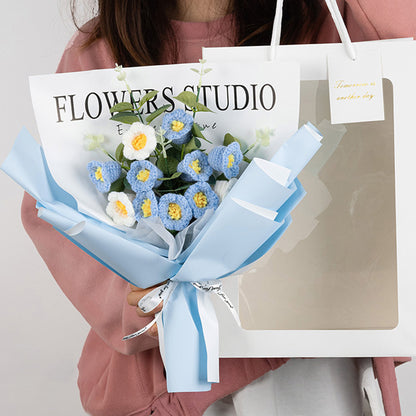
top-left (162, 283), bottom-right (211, 392)
top-left (123, 281), bottom-right (177, 340)
top-left (122, 316), bottom-right (159, 341)
top-left (196, 290), bottom-right (219, 383)
top-left (192, 279), bottom-right (244, 383)
top-left (192, 280), bottom-right (241, 328)
top-left (214, 284), bottom-right (241, 328)
top-left (157, 311), bottom-right (167, 369)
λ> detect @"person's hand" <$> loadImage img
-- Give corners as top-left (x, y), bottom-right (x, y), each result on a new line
top-left (127, 283), bottom-right (163, 338)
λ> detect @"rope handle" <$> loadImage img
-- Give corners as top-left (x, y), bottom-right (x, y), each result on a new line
top-left (270, 0), bottom-right (356, 61)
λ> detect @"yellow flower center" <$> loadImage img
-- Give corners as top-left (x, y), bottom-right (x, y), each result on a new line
top-left (168, 203), bottom-right (182, 220)
top-left (189, 159), bottom-right (201, 174)
top-left (227, 154), bottom-right (235, 168)
top-left (141, 198), bottom-right (152, 218)
top-left (171, 120), bottom-right (184, 132)
top-left (193, 192), bottom-right (207, 209)
top-left (115, 200), bottom-right (128, 217)
top-left (136, 169), bottom-right (150, 182)
top-left (131, 133), bottom-right (147, 151)
top-left (95, 167), bottom-right (104, 182)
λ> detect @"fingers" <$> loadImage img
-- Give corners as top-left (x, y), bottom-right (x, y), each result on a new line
top-left (126, 285), bottom-right (164, 317)
top-left (128, 283), bottom-right (158, 292)
top-left (128, 283), bottom-right (145, 292)
top-left (135, 301), bottom-right (163, 318)
top-left (128, 281), bottom-right (167, 292)
top-left (126, 284), bottom-right (161, 339)
top-left (147, 323), bottom-right (159, 339)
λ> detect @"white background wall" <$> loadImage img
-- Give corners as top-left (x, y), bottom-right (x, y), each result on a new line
top-left (0, 1), bottom-right (415, 415)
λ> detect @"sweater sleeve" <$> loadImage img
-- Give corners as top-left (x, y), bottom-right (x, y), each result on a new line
top-left (345, 0), bottom-right (416, 41)
top-left (21, 30), bottom-right (159, 355)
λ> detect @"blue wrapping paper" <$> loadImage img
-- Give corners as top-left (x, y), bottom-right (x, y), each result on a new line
top-left (1, 123), bottom-right (322, 392)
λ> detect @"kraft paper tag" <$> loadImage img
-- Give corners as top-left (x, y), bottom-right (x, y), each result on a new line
top-left (327, 49), bottom-right (384, 124)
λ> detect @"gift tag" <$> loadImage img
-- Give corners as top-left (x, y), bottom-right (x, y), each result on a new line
top-left (327, 49), bottom-right (384, 124)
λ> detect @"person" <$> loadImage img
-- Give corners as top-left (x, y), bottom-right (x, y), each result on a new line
top-left (21, 0), bottom-right (415, 415)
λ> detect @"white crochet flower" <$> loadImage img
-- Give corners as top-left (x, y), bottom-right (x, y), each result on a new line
top-left (122, 122), bottom-right (157, 161)
top-left (106, 192), bottom-right (136, 227)
top-left (213, 178), bottom-right (237, 203)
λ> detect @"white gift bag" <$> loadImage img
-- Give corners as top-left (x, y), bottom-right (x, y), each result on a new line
top-left (204, 0), bottom-right (416, 357)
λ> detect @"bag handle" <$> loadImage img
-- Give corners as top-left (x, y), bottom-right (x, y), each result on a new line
top-left (270, 0), bottom-right (356, 61)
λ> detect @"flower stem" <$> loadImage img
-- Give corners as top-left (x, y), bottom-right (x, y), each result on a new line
top-left (193, 87), bottom-right (201, 120)
top-left (100, 147), bottom-right (129, 171)
top-left (193, 62), bottom-right (204, 119)
top-left (130, 92), bottom-right (145, 123)
top-left (243, 143), bottom-right (257, 156)
top-left (101, 148), bottom-right (116, 162)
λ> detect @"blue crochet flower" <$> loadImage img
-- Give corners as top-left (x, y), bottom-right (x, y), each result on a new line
top-left (158, 193), bottom-right (192, 231)
top-left (208, 142), bottom-right (243, 179)
top-left (126, 160), bottom-right (163, 193)
top-left (87, 161), bottom-right (121, 193)
top-left (133, 191), bottom-right (159, 221)
top-left (161, 109), bottom-right (194, 145)
top-left (184, 182), bottom-right (219, 219)
top-left (177, 150), bottom-right (213, 182)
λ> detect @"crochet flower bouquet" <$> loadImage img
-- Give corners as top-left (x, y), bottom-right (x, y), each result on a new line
top-left (86, 63), bottom-right (247, 234)
top-left (2, 61), bottom-right (323, 392)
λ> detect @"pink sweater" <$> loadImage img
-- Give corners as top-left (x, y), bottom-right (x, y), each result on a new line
top-left (21, 2), bottom-right (415, 415)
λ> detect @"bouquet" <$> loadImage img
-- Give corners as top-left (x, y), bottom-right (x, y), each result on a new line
top-left (86, 61), bottom-right (250, 238)
top-left (2, 61), bottom-right (323, 392)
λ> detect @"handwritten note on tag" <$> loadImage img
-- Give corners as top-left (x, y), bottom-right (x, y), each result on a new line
top-left (328, 50), bottom-right (384, 124)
